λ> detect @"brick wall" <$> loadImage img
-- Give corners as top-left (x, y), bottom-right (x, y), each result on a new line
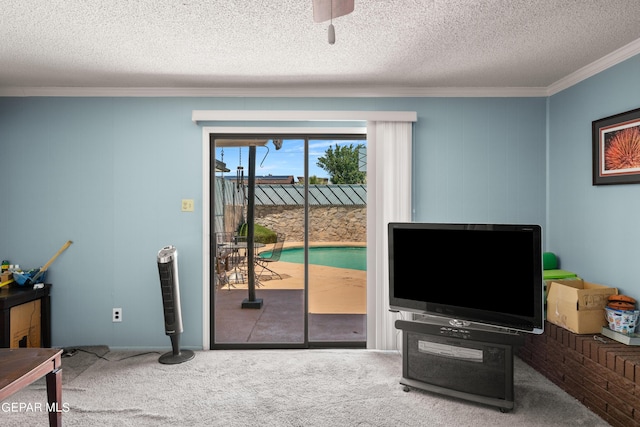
top-left (518, 321), bottom-right (640, 427)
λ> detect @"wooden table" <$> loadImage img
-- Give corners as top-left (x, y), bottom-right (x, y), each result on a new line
top-left (0, 348), bottom-right (63, 426)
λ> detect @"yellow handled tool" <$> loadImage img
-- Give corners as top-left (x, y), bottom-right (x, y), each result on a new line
top-left (0, 278), bottom-right (14, 287)
top-left (26, 240), bottom-right (73, 286)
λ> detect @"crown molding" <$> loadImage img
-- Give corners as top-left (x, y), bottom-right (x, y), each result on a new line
top-left (546, 38), bottom-right (640, 96)
top-left (0, 86), bottom-right (548, 98)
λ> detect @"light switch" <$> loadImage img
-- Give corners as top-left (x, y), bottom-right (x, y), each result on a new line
top-left (181, 199), bottom-right (194, 212)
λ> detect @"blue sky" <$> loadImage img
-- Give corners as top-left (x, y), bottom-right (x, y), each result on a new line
top-left (215, 139), bottom-right (366, 180)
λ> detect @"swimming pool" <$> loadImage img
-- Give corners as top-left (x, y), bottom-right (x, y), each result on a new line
top-left (266, 246), bottom-right (366, 271)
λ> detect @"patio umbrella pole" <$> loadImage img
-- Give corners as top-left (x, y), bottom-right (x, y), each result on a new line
top-left (242, 145), bottom-right (263, 309)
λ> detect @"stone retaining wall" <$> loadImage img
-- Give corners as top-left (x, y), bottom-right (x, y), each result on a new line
top-left (254, 205), bottom-right (366, 242)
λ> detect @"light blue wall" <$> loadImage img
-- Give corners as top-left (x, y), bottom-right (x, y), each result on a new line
top-left (1, 98), bottom-right (204, 349)
top-left (0, 96), bottom-right (547, 349)
top-left (412, 97), bottom-right (546, 224)
top-left (547, 55), bottom-right (640, 294)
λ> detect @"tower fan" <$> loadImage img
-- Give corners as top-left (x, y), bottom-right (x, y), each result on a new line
top-left (156, 245), bottom-right (194, 364)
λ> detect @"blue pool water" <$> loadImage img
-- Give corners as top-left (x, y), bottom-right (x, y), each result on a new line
top-left (267, 246), bottom-right (366, 271)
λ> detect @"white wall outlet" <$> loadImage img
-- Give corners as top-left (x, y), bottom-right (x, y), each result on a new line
top-left (113, 308), bottom-right (122, 322)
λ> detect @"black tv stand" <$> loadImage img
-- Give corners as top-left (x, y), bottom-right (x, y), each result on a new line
top-left (395, 317), bottom-right (524, 412)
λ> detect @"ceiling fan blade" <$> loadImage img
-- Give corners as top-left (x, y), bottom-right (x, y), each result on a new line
top-left (312, 0), bottom-right (355, 23)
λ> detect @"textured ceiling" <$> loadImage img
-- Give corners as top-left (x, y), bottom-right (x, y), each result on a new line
top-left (2, 0), bottom-right (640, 96)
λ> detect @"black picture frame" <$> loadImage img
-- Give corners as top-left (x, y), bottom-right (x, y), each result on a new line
top-left (593, 107), bottom-right (640, 185)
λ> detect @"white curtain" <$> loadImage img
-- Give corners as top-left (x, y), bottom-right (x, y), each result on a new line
top-left (366, 121), bottom-right (413, 350)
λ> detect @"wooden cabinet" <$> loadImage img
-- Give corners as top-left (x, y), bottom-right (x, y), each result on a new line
top-left (0, 284), bottom-right (51, 348)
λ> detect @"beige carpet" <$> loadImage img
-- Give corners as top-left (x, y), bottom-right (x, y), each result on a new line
top-left (2, 348), bottom-right (609, 427)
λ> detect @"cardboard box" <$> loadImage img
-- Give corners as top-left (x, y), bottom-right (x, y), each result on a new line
top-left (546, 279), bottom-right (618, 334)
top-left (9, 299), bottom-right (41, 348)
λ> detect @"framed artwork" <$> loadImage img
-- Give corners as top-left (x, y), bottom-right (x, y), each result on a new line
top-left (593, 107), bottom-right (640, 185)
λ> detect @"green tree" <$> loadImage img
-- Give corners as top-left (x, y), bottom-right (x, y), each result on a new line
top-left (316, 144), bottom-right (366, 184)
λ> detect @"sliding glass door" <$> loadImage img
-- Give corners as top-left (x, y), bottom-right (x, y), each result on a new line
top-left (307, 138), bottom-right (367, 344)
top-left (210, 134), bottom-right (367, 348)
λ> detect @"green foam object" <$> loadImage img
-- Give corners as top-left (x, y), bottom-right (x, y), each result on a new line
top-left (543, 252), bottom-right (558, 270)
top-left (543, 269), bottom-right (578, 280)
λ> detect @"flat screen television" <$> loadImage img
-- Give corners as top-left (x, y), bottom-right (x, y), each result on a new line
top-left (388, 222), bottom-right (544, 334)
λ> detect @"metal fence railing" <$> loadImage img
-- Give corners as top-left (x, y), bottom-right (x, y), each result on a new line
top-left (213, 178), bottom-right (367, 234)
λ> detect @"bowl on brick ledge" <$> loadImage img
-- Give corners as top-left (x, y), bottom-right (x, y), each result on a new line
top-left (605, 306), bottom-right (640, 335)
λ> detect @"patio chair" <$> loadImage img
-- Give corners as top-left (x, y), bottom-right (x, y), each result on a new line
top-left (215, 232), bottom-right (244, 289)
top-left (254, 233), bottom-right (285, 280)
top-left (215, 252), bottom-right (230, 290)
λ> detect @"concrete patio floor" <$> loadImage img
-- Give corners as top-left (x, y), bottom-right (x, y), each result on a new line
top-left (213, 242), bottom-right (366, 345)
